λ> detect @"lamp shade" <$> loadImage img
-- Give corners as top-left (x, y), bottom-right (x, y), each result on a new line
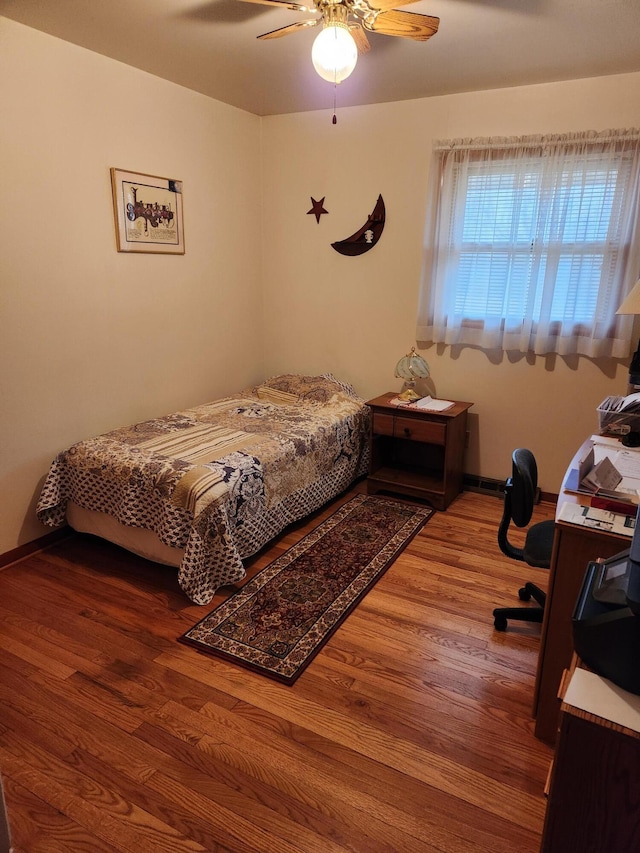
top-left (312, 23), bottom-right (358, 83)
top-left (395, 347), bottom-right (430, 382)
top-left (616, 280), bottom-right (640, 314)
top-left (616, 279), bottom-right (640, 388)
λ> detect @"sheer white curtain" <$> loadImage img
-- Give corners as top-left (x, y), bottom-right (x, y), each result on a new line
top-left (416, 129), bottom-right (640, 356)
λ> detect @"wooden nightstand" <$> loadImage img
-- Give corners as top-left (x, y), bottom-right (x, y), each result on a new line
top-left (366, 393), bottom-right (473, 510)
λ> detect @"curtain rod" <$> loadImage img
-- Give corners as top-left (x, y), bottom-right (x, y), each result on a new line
top-left (434, 129), bottom-right (640, 153)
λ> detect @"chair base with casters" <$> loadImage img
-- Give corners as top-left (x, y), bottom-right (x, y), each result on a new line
top-left (492, 448), bottom-right (555, 632)
top-left (493, 580), bottom-right (547, 631)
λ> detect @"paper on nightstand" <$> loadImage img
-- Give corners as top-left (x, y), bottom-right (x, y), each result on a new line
top-left (414, 396), bottom-right (455, 412)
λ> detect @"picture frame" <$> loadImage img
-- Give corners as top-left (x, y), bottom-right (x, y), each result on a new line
top-left (110, 168), bottom-right (185, 254)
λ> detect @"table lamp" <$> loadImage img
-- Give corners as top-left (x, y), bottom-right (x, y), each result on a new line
top-left (394, 346), bottom-right (430, 402)
top-left (616, 278), bottom-right (640, 386)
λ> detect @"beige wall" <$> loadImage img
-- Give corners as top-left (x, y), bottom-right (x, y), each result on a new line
top-left (0, 18), bottom-right (262, 553)
top-left (261, 74), bottom-right (640, 492)
top-left (2, 15), bottom-right (640, 559)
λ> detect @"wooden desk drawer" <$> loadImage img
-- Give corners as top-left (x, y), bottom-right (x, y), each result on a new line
top-left (372, 412), bottom-right (446, 444)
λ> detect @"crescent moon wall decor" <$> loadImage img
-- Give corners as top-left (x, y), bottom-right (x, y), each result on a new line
top-left (331, 194), bottom-right (385, 256)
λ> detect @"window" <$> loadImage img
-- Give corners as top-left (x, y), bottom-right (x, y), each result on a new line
top-left (416, 130), bottom-right (640, 356)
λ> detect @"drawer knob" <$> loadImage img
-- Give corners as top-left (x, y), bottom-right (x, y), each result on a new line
top-left (404, 427), bottom-right (411, 437)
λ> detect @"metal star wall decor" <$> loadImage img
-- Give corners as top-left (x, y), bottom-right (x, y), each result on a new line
top-left (307, 197), bottom-right (329, 223)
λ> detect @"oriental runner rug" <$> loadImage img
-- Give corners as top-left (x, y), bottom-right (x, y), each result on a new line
top-left (179, 494), bottom-right (433, 684)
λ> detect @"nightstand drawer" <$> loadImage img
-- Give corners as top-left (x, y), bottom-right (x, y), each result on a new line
top-left (372, 412), bottom-right (446, 444)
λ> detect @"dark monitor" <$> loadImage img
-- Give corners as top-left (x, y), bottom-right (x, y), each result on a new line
top-left (589, 503), bottom-right (640, 613)
top-left (602, 503), bottom-right (640, 615)
top-left (625, 503), bottom-right (640, 615)
top-left (592, 550), bottom-right (638, 608)
top-left (573, 503), bottom-right (640, 695)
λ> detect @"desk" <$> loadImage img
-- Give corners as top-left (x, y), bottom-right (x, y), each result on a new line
top-left (541, 657), bottom-right (640, 851)
top-left (533, 438), bottom-right (631, 745)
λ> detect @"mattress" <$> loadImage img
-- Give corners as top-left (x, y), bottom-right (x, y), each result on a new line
top-left (37, 374), bottom-right (370, 603)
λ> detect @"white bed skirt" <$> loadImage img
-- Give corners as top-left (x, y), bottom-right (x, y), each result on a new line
top-left (67, 501), bottom-right (184, 568)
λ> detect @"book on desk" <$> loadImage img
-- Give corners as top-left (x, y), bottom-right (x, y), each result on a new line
top-left (564, 466), bottom-right (639, 505)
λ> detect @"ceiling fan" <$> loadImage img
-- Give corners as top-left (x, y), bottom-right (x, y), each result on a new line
top-left (237, 0), bottom-right (439, 83)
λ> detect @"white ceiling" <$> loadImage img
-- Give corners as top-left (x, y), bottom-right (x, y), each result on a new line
top-left (3, 0), bottom-right (640, 117)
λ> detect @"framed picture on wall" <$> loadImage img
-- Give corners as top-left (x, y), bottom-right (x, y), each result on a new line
top-left (110, 168), bottom-right (185, 254)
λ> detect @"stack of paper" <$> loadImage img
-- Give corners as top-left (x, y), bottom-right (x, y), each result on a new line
top-left (598, 393), bottom-right (640, 434)
top-left (388, 396), bottom-right (455, 411)
top-left (558, 502), bottom-right (636, 536)
top-left (414, 396), bottom-right (455, 412)
top-left (599, 393), bottom-right (640, 415)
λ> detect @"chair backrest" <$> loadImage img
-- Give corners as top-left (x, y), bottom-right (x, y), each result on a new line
top-left (497, 448), bottom-right (539, 561)
top-left (510, 448), bottom-right (538, 527)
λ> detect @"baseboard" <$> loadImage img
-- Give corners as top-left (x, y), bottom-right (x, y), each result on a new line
top-left (463, 474), bottom-right (505, 497)
top-left (463, 474), bottom-right (557, 507)
top-left (0, 526), bottom-right (72, 570)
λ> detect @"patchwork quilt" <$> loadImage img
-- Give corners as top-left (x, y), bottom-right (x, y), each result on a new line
top-left (36, 374), bottom-right (370, 604)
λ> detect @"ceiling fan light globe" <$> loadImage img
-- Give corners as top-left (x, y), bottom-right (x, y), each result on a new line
top-left (312, 24), bottom-right (358, 83)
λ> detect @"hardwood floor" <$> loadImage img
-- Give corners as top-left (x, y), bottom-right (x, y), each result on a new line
top-left (0, 484), bottom-right (555, 852)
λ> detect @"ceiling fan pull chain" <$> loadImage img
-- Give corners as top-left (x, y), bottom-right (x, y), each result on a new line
top-left (332, 82), bottom-right (337, 124)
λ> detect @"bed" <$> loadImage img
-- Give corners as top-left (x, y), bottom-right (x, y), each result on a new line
top-left (36, 374), bottom-right (370, 604)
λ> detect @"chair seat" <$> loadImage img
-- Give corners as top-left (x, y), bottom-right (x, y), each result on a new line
top-left (523, 519), bottom-right (555, 568)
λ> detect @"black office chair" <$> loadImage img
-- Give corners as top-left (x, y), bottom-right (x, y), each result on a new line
top-left (493, 448), bottom-right (556, 631)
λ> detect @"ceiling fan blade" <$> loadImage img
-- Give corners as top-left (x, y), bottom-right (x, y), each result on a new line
top-left (349, 23), bottom-right (371, 54)
top-left (365, 10), bottom-right (439, 41)
top-left (258, 19), bottom-right (320, 39)
top-left (237, 0), bottom-right (314, 11)
top-left (365, 0), bottom-right (420, 11)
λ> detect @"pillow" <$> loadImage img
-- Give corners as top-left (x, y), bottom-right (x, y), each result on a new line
top-left (258, 374), bottom-right (339, 403)
top-left (255, 385), bottom-right (300, 405)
